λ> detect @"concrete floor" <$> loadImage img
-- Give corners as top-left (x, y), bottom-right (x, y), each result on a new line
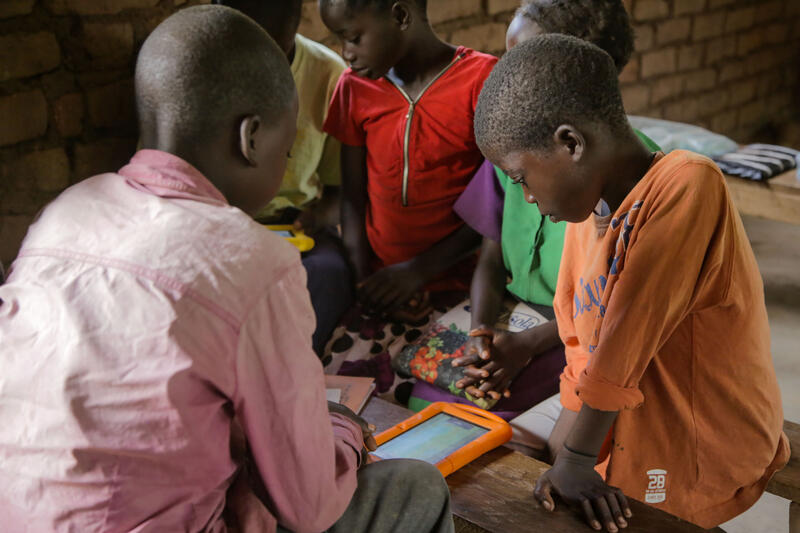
top-left (721, 215), bottom-right (800, 533)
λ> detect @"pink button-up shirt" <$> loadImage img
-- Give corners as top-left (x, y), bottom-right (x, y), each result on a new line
top-left (0, 150), bottom-right (362, 533)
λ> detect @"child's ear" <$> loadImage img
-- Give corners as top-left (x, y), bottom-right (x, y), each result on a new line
top-left (238, 115), bottom-right (262, 167)
top-left (391, 1), bottom-right (412, 30)
top-left (553, 124), bottom-right (584, 161)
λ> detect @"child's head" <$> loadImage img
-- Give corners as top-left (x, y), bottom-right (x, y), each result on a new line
top-left (135, 5), bottom-right (297, 215)
top-left (211, 0), bottom-right (303, 59)
top-left (319, 0), bottom-right (428, 79)
top-left (474, 34), bottom-right (630, 223)
top-left (506, 0), bottom-right (634, 73)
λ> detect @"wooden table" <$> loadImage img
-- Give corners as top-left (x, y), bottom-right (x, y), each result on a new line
top-left (725, 169), bottom-right (800, 225)
top-left (362, 398), bottom-right (721, 533)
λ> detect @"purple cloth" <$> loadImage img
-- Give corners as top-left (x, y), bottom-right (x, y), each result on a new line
top-left (453, 159), bottom-right (505, 242)
top-left (410, 343), bottom-right (566, 421)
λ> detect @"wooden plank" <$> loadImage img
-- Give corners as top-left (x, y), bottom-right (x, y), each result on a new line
top-left (767, 420), bottom-right (800, 503)
top-left (725, 170), bottom-right (800, 225)
top-left (447, 447), bottom-right (722, 533)
top-left (362, 398), bottom-right (720, 532)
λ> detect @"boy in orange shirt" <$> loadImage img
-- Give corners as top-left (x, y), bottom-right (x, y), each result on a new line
top-left (474, 35), bottom-right (788, 531)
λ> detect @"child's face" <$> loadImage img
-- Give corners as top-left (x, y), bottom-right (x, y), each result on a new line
top-left (506, 13), bottom-right (543, 51)
top-left (496, 145), bottom-right (600, 224)
top-left (321, 1), bottom-right (404, 79)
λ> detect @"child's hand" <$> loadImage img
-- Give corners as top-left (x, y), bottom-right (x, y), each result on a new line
top-left (357, 261), bottom-right (426, 315)
top-left (534, 448), bottom-right (632, 532)
top-left (328, 401), bottom-right (378, 465)
top-left (454, 330), bottom-right (531, 400)
top-left (452, 326), bottom-right (494, 367)
top-left (292, 209), bottom-right (318, 235)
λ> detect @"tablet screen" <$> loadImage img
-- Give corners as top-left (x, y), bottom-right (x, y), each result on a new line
top-left (373, 413), bottom-right (488, 465)
top-left (272, 230), bottom-right (293, 238)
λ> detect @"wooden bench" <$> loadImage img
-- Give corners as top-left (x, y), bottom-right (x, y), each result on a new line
top-left (766, 420), bottom-right (800, 533)
top-left (725, 169), bottom-right (800, 225)
top-left (362, 398), bottom-right (722, 533)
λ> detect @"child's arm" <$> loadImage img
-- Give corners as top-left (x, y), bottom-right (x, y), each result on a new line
top-left (535, 404), bottom-right (632, 532)
top-left (359, 223), bottom-right (481, 314)
top-left (233, 264), bottom-right (363, 532)
top-left (340, 143), bottom-right (372, 282)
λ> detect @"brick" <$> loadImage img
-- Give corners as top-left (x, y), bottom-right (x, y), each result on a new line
top-left (634, 24), bottom-right (655, 51)
top-left (87, 79), bottom-right (135, 129)
top-left (1, 149), bottom-right (70, 193)
top-left (0, 32), bottom-right (61, 82)
top-left (0, 215), bottom-right (34, 265)
top-left (693, 13), bottom-right (725, 41)
top-left (0, 91), bottom-right (48, 147)
top-left (656, 18), bottom-right (691, 45)
top-left (684, 68), bottom-right (717, 92)
top-left (451, 23), bottom-right (507, 53)
top-left (755, 1), bottom-right (785, 23)
top-left (708, 0), bottom-right (735, 8)
top-left (0, 0), bottom-right (35, 18)
top-left (695, 90), bottom-right (729, 117)
top-left (429, 0), bottom-right (482, 24)
top-left (763, 23), bottom-right (790, 45)
top-left (633, 0), bottom-right (668, 22)
top-left (724, 8), bottom-right (755, 33)
top-left (738, 99), bottom-right (766, 127)
top-left (53, 93), bottom-right (84, 137)
top-left (664, 97), bottom-right (701, 123)
top-left (618, 57), bottom-right (639, 84)
top-left (82, 22), bottom-right (134, 67)
top-left (299, 2), bottom-right (330, 42)
top-left (711, 109), bottom-right (738, 134)
top-left (74, 138), bottom-right (136, 179)
top-left (769, 91), bottom-right (792, 112)
top-left (621, 84), bottom-right (651, 113)
top-left (488, 0), bottom-right (518, 15)
top-left (746, 48), bottom-right (781, 75)
top-left (640, 47), bottom-right (676, 77)
top-left (719, 61), bottom-right (746, 82)
top-left (651, 74), bottom-right (684, 104)
top-left (674, 0), bottom-right (706, 16)
top-left (678, 44), bottom-right (704, 71)
top-left (757, 71), bottom-right (783, 97)
top-left (45, 0), bottom-right (159, 15)
top-left (704, 36), bottom-right (736, 65)
top-left (729, 78), bottom-right (757, 105)
top-left (736, 29), bottom-right (763, 56)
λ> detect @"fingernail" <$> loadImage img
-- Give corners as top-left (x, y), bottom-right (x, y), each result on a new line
top-left (618, 519), bottom-right (627, 527)
top-left (608, 524), bottom-right (618, 532)
top-left (624, 509), bottom-right (632, 518)
top-left (368, 424), bottom-right (376, 431)
top-left (592, 521), bottom-right (601, 530)
top-left (543, 501), bottom-right (552, 511)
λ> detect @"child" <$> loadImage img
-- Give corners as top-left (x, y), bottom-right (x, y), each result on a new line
top-left (320, 0), bottom-right (497, 313)
top-left (0, 6), bottom-right (453, 532)
top-left (213, 0), bottom-right (351, 356)
top-left (474, 35), bottom-right (788, 531)
top-left (415, 0), bottom-right (659, 442)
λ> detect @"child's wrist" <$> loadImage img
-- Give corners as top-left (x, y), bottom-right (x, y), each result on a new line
top-left (557, 443), bottom-right (598, 468)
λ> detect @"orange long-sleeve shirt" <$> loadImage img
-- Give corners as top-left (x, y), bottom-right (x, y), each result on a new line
top-left (554, 150), bottom-right (789, 528)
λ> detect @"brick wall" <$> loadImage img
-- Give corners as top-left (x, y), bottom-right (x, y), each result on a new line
top-left (0, 0), bottom-right (798, 265)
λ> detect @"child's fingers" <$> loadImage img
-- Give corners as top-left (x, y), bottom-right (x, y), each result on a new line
top-left (533, 476), bottom-right (555, 511)
top-left (604, 493), bottom-right (628, 529)
top-left (364, 434), bottom-right (378, 452)
top-left (579, 496), bottom-right (602, 531)
top-left (592, 494), bottom-right (618, 532)
top-left (465, 385), bottom-right (484, 398)
top-left (612, 487), bottom-right (632, 519)
top-left (455, 376), bottom-right (478, 389)
top-left (451, 353), bottom-right (481, 367)
top-left (463, 366), bottom-right (489, 379)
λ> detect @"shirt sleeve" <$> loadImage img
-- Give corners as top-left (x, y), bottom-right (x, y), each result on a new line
top-left (323, 72), bottom-right (366, 147)
top-left (576, 159), bottom-right (731, 411)
top-left (233, 261), bottom-right (362, 533)
top-left (453, 160), bottom-right (505, 241)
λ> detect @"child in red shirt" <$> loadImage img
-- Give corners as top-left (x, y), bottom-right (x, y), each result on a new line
top-left (321, 0), bottom-right (497, 315)
top-left (474, 35), bottom-right (788, 532)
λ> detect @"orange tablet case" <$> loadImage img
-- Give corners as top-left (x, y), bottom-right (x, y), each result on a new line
top-left (373, 402), bottom-right (512, 477)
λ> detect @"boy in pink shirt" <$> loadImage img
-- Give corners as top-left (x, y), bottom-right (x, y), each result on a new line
top-left (0, 6), bottom-right (452, 533)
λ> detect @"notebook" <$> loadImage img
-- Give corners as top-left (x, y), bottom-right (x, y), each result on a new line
top-left (325, 375), bottom-right (376, 414)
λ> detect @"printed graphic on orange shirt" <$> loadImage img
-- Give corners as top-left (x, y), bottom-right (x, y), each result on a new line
top-left (645, 468), bottom-right (667, 503)
top-left (608, 201), bottom-right (643, 276)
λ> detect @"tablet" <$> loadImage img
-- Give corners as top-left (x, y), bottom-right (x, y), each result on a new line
top-left (372, 402), bottom-right (511, 476)
top-left (264, 224), bottom-right (315, 252)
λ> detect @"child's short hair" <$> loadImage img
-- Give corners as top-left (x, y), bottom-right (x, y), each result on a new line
top-left (474, 34), bottom-right (628, 159)
top-left (135, 5), bottom-right (295, 142)
top-left (519, 0), bottom-right (634, 72)
top-left (321, 0), bottom-right (427, 14)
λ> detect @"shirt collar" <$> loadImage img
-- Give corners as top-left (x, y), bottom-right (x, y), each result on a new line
top-left (118, 149), bottom-right (228, 206)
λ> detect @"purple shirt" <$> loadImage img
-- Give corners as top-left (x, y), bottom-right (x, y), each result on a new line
top-left (453, 159), bottom-right (504, 242)
top-left (0, 150), bottom-right (362, 533)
